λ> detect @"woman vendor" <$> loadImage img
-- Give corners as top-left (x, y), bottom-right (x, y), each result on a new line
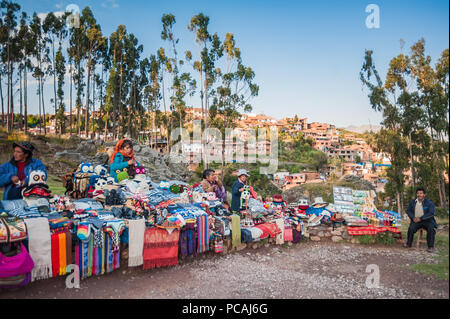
top-left (201, 169), bottom-right (228, 207)
top-left (109, 139), bottom-right (141, 182)
top-left (0, 142), bottom-right (47, 200)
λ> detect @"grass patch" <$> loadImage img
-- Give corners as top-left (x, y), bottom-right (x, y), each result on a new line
top-left (410, 233), bottom-right (449, 280)
top-left (47, 174), bottom-right (66, 195)
top-left (358, 235), bottom-right (376, 245)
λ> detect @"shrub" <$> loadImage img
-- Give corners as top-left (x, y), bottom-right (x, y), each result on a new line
top-left (435, 207), bottom-right (449, 219)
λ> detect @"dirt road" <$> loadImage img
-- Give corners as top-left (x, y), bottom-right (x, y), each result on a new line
top-left (1, 241), bottom-right (447, 299)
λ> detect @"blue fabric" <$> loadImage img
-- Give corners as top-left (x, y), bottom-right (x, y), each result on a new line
top-left (0, 158), bottom-right (47, 200)
top-left (241, 228), bottom-right (253, 243)
top-left (0, 199), bottom-right (28, 212)
top-left (231, 179), bottom-right (244, 212)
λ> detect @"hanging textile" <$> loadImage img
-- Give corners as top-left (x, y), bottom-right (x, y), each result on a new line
top-left (143, 227), bottom-right (179, 270)
top-left (197, 215), bottom-right (209, 253)
top-left (231, 214), bottom-right (241, 249)
top-left (128, 219), bottom-right (146, 267)
top-left (179, 223), bottom-right (196, 258)
top-left (275, 219), bottom-right (284, 245)
top-left (24, 217), bottom-right (53, 282)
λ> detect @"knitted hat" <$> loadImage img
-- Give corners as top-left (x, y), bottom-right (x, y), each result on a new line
top-left (13, 141), bottom-right (35, 153)
top-left (273, 194), bottom-right (284, 203)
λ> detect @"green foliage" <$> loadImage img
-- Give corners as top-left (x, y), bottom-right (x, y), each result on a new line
top-left (357, 235), bottom-right (376, 245)
top-left (360, 41), bottom-right (449, 212)
top-left (435, 207), bottom-right (449, 219)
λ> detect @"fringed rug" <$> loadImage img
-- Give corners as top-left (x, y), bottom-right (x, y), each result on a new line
top-left (143, 227), bottom-right (179, 270)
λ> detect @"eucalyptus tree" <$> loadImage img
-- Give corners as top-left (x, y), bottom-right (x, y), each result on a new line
top-left (68, 9), bottom-right (87, 136)
top-left (43, 12), bottom-right (67, 117)
top-left (360, 40), bottom-right (449, 211)
top-left (0, 0), bottom-right (20, 132)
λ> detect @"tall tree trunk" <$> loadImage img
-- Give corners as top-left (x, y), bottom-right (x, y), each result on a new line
top-left (0, 73), bottom-right (5, 128)
top-left (10, 67), bottom-right (14, 132)
top-left (91, 70), bottom-right (96, 139)
top-left (118, 58), bottom-right (123, 139)
top-left (24, 67), bottom-right (28, 134)
top-left (69, 63), bottom-right (73, 136)
top-left (52, 41), bottom-right (57, 117)
top-left (38, 75), bottom-right (42, 134)
top-left (85, 58), bottom-right (91, 139)
top-left (41, 77), bottom-right (47, 135)
top-left (6, 60), bottom-right (10, 133)
top-left (77, 62), bottom-right (81, 136)
top-left (99, 66), bottom-right (104, 139)
top-left (19, 68), bottom-right (23, 130)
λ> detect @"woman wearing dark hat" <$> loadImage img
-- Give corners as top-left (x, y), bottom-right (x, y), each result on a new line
top-left (0, 142), bottom-right (47, 200)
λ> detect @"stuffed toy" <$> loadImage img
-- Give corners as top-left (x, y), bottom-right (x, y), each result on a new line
top-left (170, 184), bottom-right (181, 194)
top-left (94, 177), bottom-right (108, 191)
top-left (94, 165), bottom-right (108, 176)
top-left (240, 186), bottom-right (251, 209)
top-left (180, 190), bottom-right (190, 203)
top-left (192, 191), bottom-right (203, 203)
top-left (207, 192), bottom-right (217, 201)
top-left (79, 162), bottom-right (94, 174)
top-left (28, 170), bottom-right (47, 186)
top-left (134, 166), bottom-right (146, 176)
top-left (106, 176), bottom-right (115, 185)
top-left (116, 168), bottom-right (129, 183)
top-left (159, 180), bottom-right (170, 190)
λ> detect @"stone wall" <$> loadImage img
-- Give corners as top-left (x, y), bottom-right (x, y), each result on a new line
top-left (306, 224), bottom-right (349, 243)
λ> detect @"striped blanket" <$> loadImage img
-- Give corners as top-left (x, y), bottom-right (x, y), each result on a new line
top-left (347, 225), bottom-right (402, 237)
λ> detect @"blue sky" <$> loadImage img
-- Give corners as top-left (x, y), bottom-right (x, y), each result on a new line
top-left (13, 0), bottom-right (450, 127)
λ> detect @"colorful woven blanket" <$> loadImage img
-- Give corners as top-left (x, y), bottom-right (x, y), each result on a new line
top-left (51, 231), bottom-right (72, 277)
top-left (347, 225), bottom-right (402, 237)
top-left (143, 227), bottom-right (179, 270)
top-left (197, 215), bottom-right (209, 253)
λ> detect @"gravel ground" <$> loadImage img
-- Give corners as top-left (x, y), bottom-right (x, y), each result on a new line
top-left (1, 240), bottom-right (447, 299)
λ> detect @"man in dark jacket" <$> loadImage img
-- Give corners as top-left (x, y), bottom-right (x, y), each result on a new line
top-left (231, 169), bottom-right (250, 214)
top-left (0, 142), bottom-right (47, 200)
top-left (404, 187), bottom-right (437, 252)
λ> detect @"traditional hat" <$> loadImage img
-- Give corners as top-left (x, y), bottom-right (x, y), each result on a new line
top-left (237, 169), bottom-right (250, 177)
top-left (311, 197), bottom-right (327, 208)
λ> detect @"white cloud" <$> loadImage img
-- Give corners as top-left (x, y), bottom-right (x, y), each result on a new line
top-left (101, 0), bottom-right (119, 8)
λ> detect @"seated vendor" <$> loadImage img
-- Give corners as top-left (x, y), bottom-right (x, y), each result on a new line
top-left (0, 142), bottom-right (47, 200)
top-left (109, 139), bottom-right (140, 182)
top-left (404, 187), bottom-right (437, 253)
top-left (230, 169), bottom-right (250, 215)
top-left (201, 169), bottom-right (228, 207)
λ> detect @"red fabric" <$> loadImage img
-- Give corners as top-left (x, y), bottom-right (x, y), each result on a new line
top-left (249, 186), bottom-right (257, 199)
top-left (16, 161), bottom-right (26, 182)
top-left (347, 225), bottom-right (402, 237)
top-left (110, 139), bottom-right (135, 163)
top-left (254, 222), bottom-right (281, 239)
top-left (284, 227), bottom-right (293, 242)
top-left (143, 228), bottom-right (180, 270)
top-left (51, 233), bottom-right (60, 277)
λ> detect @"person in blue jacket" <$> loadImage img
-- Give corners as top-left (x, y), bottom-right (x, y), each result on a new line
top-left (109, 139), bottom-right (140, 182)
top-left (404, 187), bottom-right (437, 253)
top-left (0, 142), bottom-right (47, 200)
top-left (231, 169), bottom-right (250, 214)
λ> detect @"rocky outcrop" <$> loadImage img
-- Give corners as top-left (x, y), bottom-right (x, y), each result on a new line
top-left (53, 138), bottom-right (193, 182)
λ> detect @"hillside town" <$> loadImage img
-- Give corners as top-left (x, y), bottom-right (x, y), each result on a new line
top-left (19, 108), bottom-right (399, 194)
